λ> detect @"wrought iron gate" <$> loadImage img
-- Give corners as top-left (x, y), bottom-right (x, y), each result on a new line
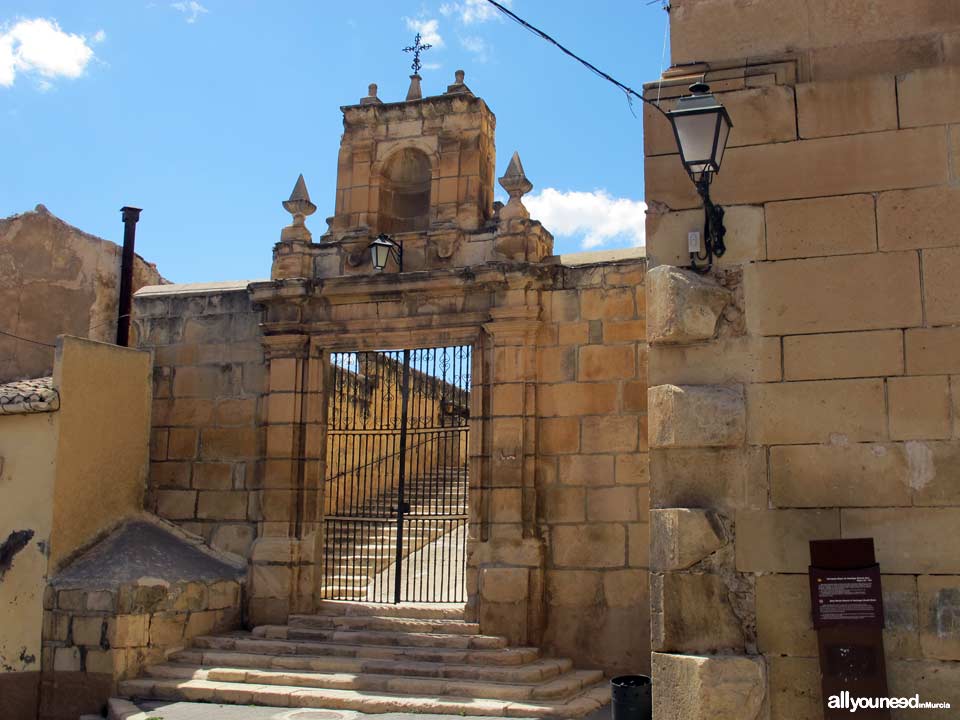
top-left (322, 346), bottom-right (470, 603)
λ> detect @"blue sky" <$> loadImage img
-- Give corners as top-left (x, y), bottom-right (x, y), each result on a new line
top-left (1, 1), bottom-right (670, 283)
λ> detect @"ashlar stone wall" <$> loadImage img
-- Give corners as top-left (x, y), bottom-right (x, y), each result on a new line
top-left (644, 6), bottom-right (960, 716)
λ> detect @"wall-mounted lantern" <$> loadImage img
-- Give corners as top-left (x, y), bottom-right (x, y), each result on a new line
top-left (368, 233), bottom-right (404, 272)
top-left (665, 83), bottom-right (733, 273)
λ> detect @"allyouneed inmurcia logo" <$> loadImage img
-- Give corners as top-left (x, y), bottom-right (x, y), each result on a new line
top-left (829, 692), bottom-right (951, 712)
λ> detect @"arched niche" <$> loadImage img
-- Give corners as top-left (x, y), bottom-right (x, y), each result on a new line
top-left (378, 147), bottom-right (432, 234)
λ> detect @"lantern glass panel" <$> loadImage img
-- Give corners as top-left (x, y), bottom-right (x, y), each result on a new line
top-left (371, 242), bottom-right (390, 271)
top-left (674, 112), bottom-right (721, 174)
top-left (713, 114), bottom-right (731, 172)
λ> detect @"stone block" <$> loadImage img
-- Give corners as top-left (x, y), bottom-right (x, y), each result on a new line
top-left (480, 567), bottom-right (529, 603)
top-left (542, 486), bottom-right (585, 522)
top-left (650, 508), bottom-right (724, 571)
top-left (216, 398), bottom-right (256, 426)
top-left (623, 380), bottom-right (649, 412)
top-left (72, 616), bottom-right (105, 647)
top-left (649, 384), bottom-right (745, 448)
top-left (651, 572), bottom-right (745, 653)
top-left (252, 564), bottom-right (292, 598)
top-left (771, 442), bottom-right (913, 508)
top-left (842, 508), bottom-right (960, 573)
top-left (156, 490), bottom-right (197, 520)
top-left (86, 591), bottom-right (115, 612)
top-left (167, 428), bottom-right (199, 460)
top-left (185, 610), bottom-right (218, 639)
top-left (551, 524), bottom-right (625, 568)
top-left (207, 581), bottom-right (240, 610)
top-left (906, 327), bottom-right (960, 375)
top-left (645, 205), bottom-right (766, 267)
top-left (651, 652), bottom-right (765, 720)
top-left (149, 613), bottom-right (185, 647)
top-left (537, 382), bottom-right (618, 417)
top-left (84, 649), bottom-right (117, 675)
top-left (889, 376), bottom-right (951, 440)
top-left (912, 441), bottom-right (960, 506)
top-left (765, 194), bottom-right (876, 260)
top-left (615, 453), bottom-right (649, 486)
top-left (756, 574), bottom-right (816, 657)
top-left (650, 447), bottom-right (768, 512)
top-left (108, 614), bottom-right (149, 648)
top-left (783, 330), bottom-right (903, 380)
top-left (888, 659), bottom-right (960, 713)
top-left (646, 266), bottom-right (731, 345)
top-left (746, 379), bottom-right (886, 444)
top-left (54, 646), bottom-right (81, 672)
top-left (537, 346), bottom-right (575, 383)
top-left (649, 336), bottom-right (782, 386)
top-left (587, 486), bottom-right (640, 522)
top-left (602, 319), bottom-right (647, 344)
top-left (922, 246), bottom-right (960, 325)
top-left (580, 287), bottom-right (635, 321)
top-left (878, 185), bottom-right (960, 251)
top-left (192, 462), bottom-right (233, 490)
top-left (209, 524), bottom-right (255, 558)
top-left (150, 461), bottom-right (191, 489)
top-left (744, 251), bottom-right (922, 335)
top-left (768, 656), bottom-right (821, 720)
top-left (797, 75), bottom-right (897, 138)
top-left (919, 575), bottom-right (960, 660)
top-left (201, 427), bottom-right (259, 460)
top-left (898, 65), bottom-right (960, 127)
top-left (538, 417), bottom-right (580, 454)
top-left (883, 574), bottom-right (921, 659)
top-left (578, 345), bottom-right (635, 381)
top-left (581, 415), bottom-right (638, 453)
top-left (197, 491), bottom-right (248, 521)
top-left (736, 509), bottom-right (840, 572)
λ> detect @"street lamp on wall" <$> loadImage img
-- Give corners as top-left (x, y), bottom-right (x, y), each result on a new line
top-left (368, 233), bottom-right (404, 272)
top-left (665, 83), bottom-right (733, 273)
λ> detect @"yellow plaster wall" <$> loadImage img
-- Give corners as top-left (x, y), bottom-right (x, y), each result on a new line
top-left (0, 412), bottom-right (57, 677)
top-left (49, 336), bottom-right (152, 570)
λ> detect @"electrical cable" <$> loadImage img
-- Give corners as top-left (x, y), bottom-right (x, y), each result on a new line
top-left (0, 328), bottom-right (56, 348)
top-left (483, 0), bottom-right (668, 115)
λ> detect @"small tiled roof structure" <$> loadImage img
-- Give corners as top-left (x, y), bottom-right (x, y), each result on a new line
top-left (0, 376), bottom-right (60, 414)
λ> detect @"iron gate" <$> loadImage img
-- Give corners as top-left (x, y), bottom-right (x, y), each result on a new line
top-left (322, 346), bottom-right (471, 603)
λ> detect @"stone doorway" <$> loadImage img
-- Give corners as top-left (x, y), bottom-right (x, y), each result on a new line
top-left (321, 345), bottom-right (472, 604)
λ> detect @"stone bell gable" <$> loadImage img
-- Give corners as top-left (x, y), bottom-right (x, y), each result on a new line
top-left (271, 70), bottom-right (553, 281)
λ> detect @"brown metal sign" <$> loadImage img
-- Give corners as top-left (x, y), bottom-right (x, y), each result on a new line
top-left (809, 539), bottom-right (891, 720)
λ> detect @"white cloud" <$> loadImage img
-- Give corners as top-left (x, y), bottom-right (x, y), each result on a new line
top-left (171, 1), bottom-right (208, 23)
top-left (91, 29), bottom-right (106, 43)
top-left (404, 17), bottom-right (444, 48)
top-left (0, 18), bottom-right (96, 88)
top-left (524, 188), bottom-right (647, 249)
top-left (459, 34), bottom-right (486, 58)
top-left (441, 0), bottom-right (509, 24)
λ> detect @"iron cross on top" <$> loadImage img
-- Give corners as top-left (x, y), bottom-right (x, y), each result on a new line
top-left (403, 32), bottom-right (432, 75)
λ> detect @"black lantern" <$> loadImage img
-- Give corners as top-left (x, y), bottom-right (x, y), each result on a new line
top-left (666, 83), bottom-right (733, 273)
top-left (368, 234), bottom-right (403, 272)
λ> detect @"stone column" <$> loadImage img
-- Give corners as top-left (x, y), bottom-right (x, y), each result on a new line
top-left (248, 334), bottom-right (324, 624)
top-left (646, 265), bottom-right (766, 718)
top-left (468, 300), bottom-right (546, 647)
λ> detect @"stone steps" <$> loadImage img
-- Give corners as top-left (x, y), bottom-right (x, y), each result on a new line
top-left (251, 625), bottom-right (508, 649)
top-left (116, 601), bottom-right (608, 717)
top-left (142, 663), bottom-right (603, 701)
top-left (169, 648), bottom-right (574, 683)
top-left (118, 677), bottom-right (611, 717)
top-left (191, 633), bottom-right (538, 665)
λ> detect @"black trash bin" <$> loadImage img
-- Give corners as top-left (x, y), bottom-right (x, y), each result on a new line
top-left (610, 674), bottom-right (652, 720)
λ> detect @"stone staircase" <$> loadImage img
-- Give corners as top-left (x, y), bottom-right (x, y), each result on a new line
top-left (117, 600), bottom-right (610, 717)
top-left (322, 468), bottom-right (468, 601)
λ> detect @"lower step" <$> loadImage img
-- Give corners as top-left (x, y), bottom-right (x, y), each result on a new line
top-left (144, 664), bottom-right (604, 701)
top-left (251, 625), bottom-right (507, 649)
top-left (119, 677), bottom-right (611, 718)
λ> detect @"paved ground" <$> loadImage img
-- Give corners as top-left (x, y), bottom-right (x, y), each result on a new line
top-left (126, 700), bottom-right (612, 720)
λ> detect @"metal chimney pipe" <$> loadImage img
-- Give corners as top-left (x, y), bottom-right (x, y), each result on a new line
top-left (116, 206), bottom-right (142, 346)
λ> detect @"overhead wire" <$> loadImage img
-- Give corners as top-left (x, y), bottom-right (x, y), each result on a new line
top-left (482, 0), bottom-right (668, 115)
top-left (0, 328), bottom-right (56, 348)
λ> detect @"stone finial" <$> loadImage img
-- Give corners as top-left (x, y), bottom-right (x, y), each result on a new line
top-left (360, 82), bottom-right (383, 106)
top-left (498, 151), bottom-right (533, 221)
top-left (446, 69), bottom-right (472, 95)
top-left (282, 174), bottom-right (317, 228)
top-left (406, 73), bottom-right (423, 101)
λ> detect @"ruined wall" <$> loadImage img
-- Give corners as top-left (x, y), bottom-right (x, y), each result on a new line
top-left (50, 337), bottom-right (152, 570)
top-left (134, 282), bottom-right (266, 561)
top-left (0, 206), bottom-right (164, 384)
top-left (535, 258), bottom-right (649, 675)
top-left (645, 4), bottom-right (960, 715)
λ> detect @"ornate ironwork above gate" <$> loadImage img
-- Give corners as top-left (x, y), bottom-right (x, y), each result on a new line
top-left (322, 346), bottom-right (471, 603)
